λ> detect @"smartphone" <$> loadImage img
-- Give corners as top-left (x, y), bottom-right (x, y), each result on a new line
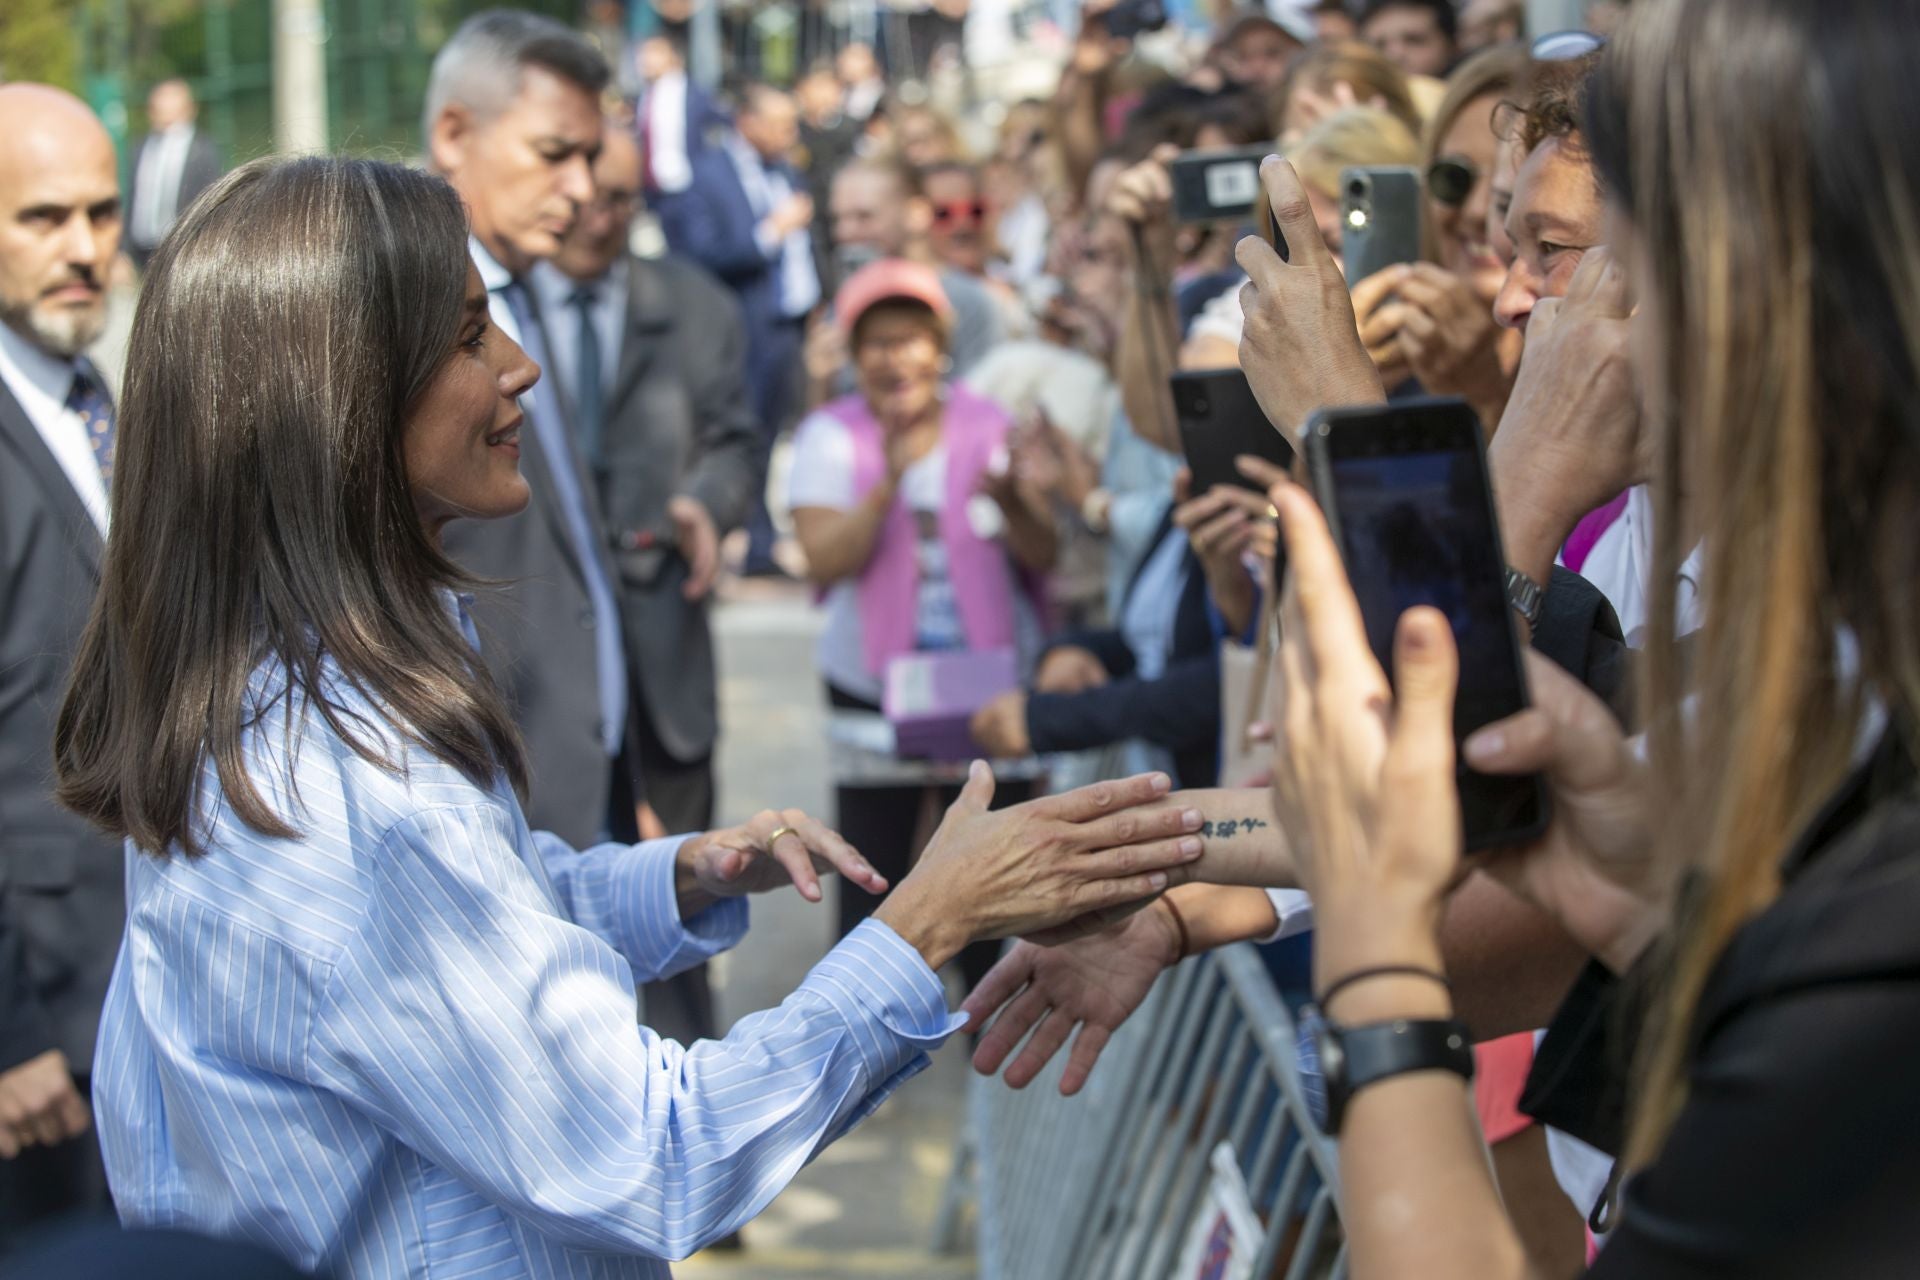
top-left (1302, 396), bottom-right (1549, 850)
top-left (1171, 369), bottom-right (1294, 496)
top-left (1340, 166), bottom-right (1423, 282)
top-left (1099, 0), bottom-right (1168, 39)
top-left (1170, 146), bottom-right (1273, 225)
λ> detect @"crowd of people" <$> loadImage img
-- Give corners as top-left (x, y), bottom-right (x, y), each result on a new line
top-left (1, 0), bottom-right (1917, 1275)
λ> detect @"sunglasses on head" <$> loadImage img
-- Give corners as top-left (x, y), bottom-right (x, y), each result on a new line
top-left (1426, 157), bottom-right (1479, 208)
top-left (931, 199), bottom-right (987, 226)
top-left (1531, 29), bottom-right (1607, 60)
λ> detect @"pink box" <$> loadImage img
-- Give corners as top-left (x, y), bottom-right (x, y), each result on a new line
top-left (883, 648), bottom-right (1020, 760)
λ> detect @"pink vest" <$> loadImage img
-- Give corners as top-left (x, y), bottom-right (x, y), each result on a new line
top-left (826, 387), bottom-right (1042, 677)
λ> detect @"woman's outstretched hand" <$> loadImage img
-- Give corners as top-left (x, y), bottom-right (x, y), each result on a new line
top-left (962, 903), bottom-right (1183, 1095)
top-left (876, 764), bottom-right (1207, 971)
top-left (678, 809), bottom-right (888, 907)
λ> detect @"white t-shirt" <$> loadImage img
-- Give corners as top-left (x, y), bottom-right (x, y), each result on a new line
top-left (789, 408), bottom-right (1043, 704)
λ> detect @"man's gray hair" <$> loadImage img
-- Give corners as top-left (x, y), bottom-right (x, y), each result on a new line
top-left (422, 9), bottom-right (610, 146)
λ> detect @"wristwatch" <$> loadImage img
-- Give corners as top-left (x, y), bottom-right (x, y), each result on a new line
top-left (1504, 565), bottom-right (1547, 629)
top-left (1308, 1012), bottom-right (1475, 1134)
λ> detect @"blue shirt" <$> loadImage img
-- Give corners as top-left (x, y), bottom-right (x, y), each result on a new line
top-left (94, 597), bottom-right (963, 1277)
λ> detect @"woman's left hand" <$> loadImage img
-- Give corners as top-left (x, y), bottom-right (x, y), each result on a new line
top-left (1267, 480), bottom-right (1462, 988)
top-left (679, 809), bottom-right (888, 905)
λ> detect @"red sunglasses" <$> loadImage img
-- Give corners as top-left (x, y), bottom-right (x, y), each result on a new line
top-left (931, 199), bottom-right (988, 227)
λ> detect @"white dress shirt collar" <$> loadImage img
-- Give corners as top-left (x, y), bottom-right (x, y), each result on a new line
top-left (0, 320), bottom-right (108, 532)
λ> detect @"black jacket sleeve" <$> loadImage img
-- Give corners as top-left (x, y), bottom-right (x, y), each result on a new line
top-left (1038, 627), bottom-right (1139, 682)
top-left (1026, 650), bottom-right (1222, 759)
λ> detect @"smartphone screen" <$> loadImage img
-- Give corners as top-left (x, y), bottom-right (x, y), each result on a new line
top-left (1306, 398), bottom-right (1547, 849)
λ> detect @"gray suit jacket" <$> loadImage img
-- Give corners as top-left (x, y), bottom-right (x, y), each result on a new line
top-left (126, 127), bottom-right (224, 256)
top-left (581, 255), bottom-right (758, 765)
top-left (0, 377), bottom-right (122, 1074)
top-left (441, 291), bottom-right (626, 848)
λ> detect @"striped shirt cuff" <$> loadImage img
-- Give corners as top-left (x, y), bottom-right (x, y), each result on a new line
top-left (803, 920), bottom-right (968, 1139)
top-left (622, 837), bottom-right (749, 979)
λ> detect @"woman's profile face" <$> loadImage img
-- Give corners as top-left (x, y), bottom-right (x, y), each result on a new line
top-left (404, 262), bottom-right (540, 537)
top-left (1429, 92), bottom-right (1507, 305)
top-left (853, 306), bottom-right (945, 428)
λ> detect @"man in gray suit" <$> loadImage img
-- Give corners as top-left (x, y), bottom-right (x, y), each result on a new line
top-left (125, 79), bottom-right (222, 269)
top-left (531, 127), bottom-right (757, 1045)
top-left (0, 83), bottom-right (124, 1238)
top-left (427, 13), bottom-right (646, 857)
top-left (533, 127), bottom-right (757, 839)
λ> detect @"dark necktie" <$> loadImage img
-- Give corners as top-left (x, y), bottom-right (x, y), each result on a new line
top-left (569, 283), bottom-right (604, 470)
top-left (67, 369), bottom-right (116, 494)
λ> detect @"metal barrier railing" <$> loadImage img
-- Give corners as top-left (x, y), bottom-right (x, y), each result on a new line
top-left (970, 944), bottom-right (1348, 1280)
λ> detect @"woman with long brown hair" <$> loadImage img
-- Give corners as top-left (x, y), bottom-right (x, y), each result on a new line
top-left (52, 155), bottom-right (1207, 1276)
top-left (1235, 0), bottom-right (1920, 1272)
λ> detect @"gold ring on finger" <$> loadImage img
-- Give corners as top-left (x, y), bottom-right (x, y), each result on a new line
top-left (765, 826), bottom-right (797, 847)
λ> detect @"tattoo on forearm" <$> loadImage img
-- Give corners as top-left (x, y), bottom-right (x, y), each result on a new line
top-left (1200, 817), bottom-right (1270, 839)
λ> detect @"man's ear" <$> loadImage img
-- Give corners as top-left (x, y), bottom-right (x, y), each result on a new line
top-left (428, 104), bottom-right (473, 177)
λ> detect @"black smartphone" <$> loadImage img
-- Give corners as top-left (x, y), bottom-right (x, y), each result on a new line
top-left (1340, 165), bottom-right (1423, 282)
top-left (1302, 397), bottom-right (1549, 851)
top-left (1099, 0), bottom-right (1168, 39)
top-left (1171, 368), bottom-right (1294, 496)
top-left (1170, 147), bottom-right (1272, 224)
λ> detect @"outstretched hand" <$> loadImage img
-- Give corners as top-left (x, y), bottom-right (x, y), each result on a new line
top-left (963, 903), bottom-right (1183, 1095)
top-left (874, 765), bottom-right (1207, 970)
top-left (680, 808), bottom-right (887, 905)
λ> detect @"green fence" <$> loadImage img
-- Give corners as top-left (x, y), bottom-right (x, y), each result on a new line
top-left (68, 0), bottom-right (579, 173)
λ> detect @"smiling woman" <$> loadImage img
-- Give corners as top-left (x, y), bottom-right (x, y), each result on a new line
top-left (402, 271), bottom-right (537, 535)
top-left (48, 155), bottom-right (1205, 1279)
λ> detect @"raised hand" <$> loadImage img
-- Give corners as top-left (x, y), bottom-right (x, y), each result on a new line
top-left (963, 903), bottom-right (1183, 1095)
top-left (1486, 246), bottom-right (1640, 582)
top-left (1235, 157), bottom-right (1385, 437)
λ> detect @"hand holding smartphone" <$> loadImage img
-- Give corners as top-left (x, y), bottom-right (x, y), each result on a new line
top-left (1301, 396), bottom-right (1549, 850)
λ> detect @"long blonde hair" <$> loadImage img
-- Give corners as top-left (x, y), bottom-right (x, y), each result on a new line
top-left (1588, 0), bottom-right (1920, 1165)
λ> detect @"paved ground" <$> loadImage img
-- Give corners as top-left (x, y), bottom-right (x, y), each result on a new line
top-left (676, 583), bottom-right (978, 1279)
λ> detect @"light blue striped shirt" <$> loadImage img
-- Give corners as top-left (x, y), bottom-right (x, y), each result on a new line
top-left (93, 597), bottom-right (965, 1276)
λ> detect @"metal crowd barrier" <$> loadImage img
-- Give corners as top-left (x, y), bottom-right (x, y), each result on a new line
top-left (969, 944), bottom-right (1347, 1280)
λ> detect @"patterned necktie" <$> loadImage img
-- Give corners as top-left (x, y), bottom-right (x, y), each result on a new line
top-left (568, 283), bottom-right (604, 470)
top-left (67, 369), bottom-right (116, 494)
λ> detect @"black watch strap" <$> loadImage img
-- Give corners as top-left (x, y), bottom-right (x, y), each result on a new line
top-left (1319, 1016), bottom-right (1475, 1134)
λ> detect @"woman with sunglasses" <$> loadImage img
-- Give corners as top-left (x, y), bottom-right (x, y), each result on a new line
top-left (1349, 42), bottom-right (1530, 427)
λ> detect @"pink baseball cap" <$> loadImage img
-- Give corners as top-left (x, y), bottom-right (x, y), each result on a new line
top-left (835, 258), bottom-right (953, 339)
